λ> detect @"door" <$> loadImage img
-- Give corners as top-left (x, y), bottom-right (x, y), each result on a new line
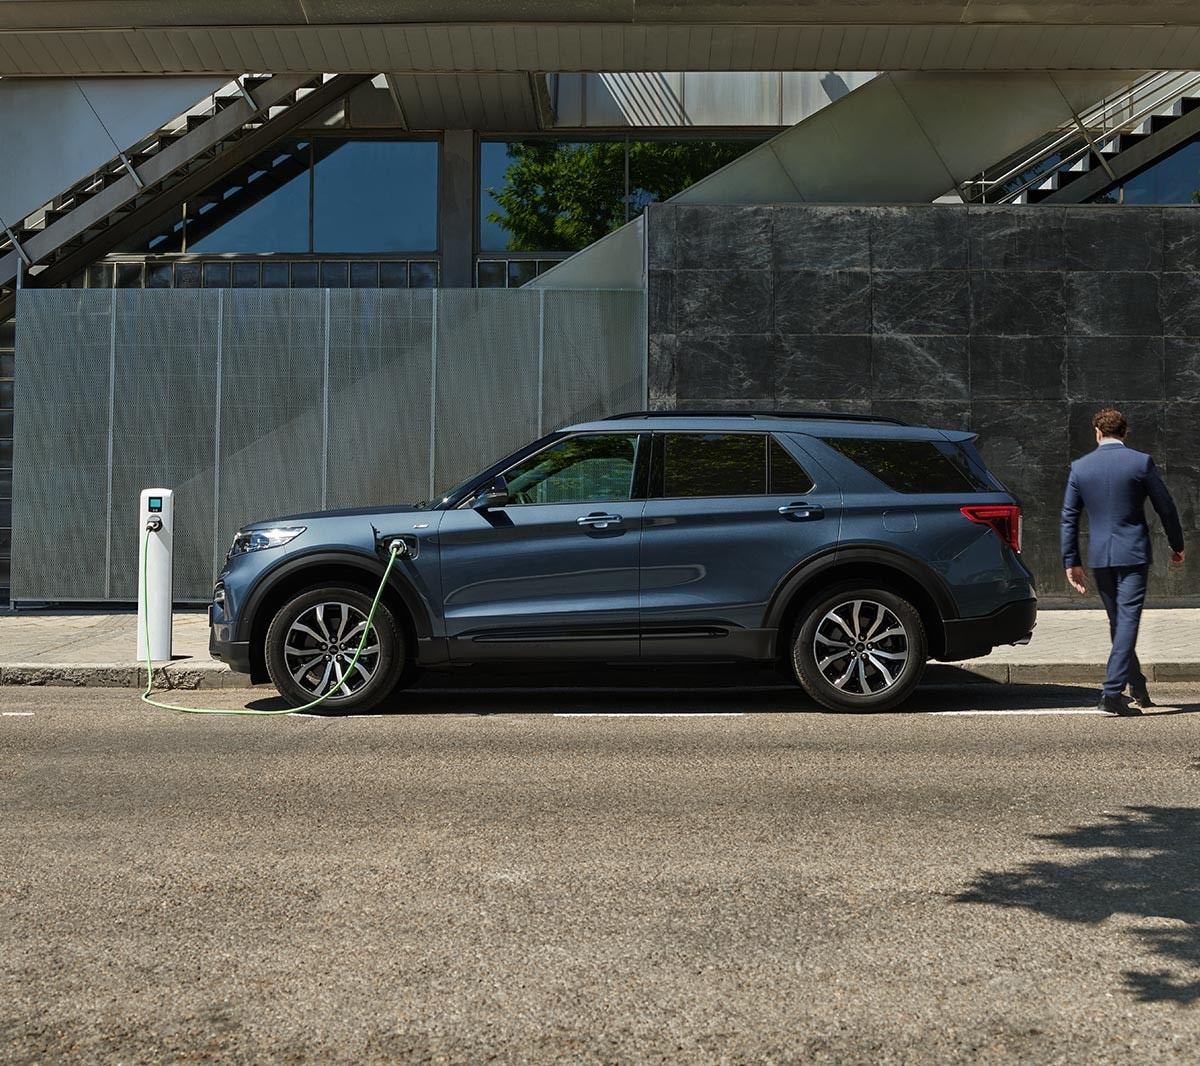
top-left (437, 432), bottom-right (647, 660)
top-left (639, 431), bottom-right (843, 659)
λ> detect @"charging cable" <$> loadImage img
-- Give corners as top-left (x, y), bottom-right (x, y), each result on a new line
top-left (139, 529), bottom-right (402, 716)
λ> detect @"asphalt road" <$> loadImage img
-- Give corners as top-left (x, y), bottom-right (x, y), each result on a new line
top-left (3, 676), bottom-right (1200, 1064)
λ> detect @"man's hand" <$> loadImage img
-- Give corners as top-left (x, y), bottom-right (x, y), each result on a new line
top-left (1066, 566), bottom-right (1088, 595)
top-left (1172, 550), bottom-right (1186, 565)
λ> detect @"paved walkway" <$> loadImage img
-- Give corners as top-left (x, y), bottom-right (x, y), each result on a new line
top-left (1, 607), bottom-right (1199, 689)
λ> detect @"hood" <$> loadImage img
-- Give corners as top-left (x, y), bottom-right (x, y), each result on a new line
top-left (244, 503), bottom-right (424, 529)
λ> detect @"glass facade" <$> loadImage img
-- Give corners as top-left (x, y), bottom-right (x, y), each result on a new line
top-left (479, 137), bottom-right (762, 253)
top-left (119, 138), bottom-right (440, 255)
top-left (1090, 136), bottom-right (1200, 204)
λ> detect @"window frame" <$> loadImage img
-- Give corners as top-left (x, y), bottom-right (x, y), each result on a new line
top-left (650, 431), bottom-right (817, 500)
top-left (457, 432), bottom-right (652, 509)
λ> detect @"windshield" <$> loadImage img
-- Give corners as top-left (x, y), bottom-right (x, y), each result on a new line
top-left (413, 431), bottom-right (566, 509)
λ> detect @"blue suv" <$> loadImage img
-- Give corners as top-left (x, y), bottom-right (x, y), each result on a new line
top-left (209, 412), bottom-right (1036, 713)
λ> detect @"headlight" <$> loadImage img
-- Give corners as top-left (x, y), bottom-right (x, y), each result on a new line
top-left (228, 526), bottom-right (306, 557)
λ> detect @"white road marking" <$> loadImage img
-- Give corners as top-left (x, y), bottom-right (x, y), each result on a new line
top-left (928, 709), bottom-right (1108, 716)
top-left (554, 712), bottom-right (745, 718)
top-left (2, 712), bottom-right (34, 716)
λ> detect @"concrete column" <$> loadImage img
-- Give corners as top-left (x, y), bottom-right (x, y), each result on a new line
top-left (439, 130), bottom-right (475, 288)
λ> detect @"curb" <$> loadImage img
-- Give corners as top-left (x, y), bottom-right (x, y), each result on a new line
top-left (0, 662), bottom-right (256, 689)
top-left (926, 662), bottom-right (1200, 685)
top-left (1, 661), bottom-right (1200, 689)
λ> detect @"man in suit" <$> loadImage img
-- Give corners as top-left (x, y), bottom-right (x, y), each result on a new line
top-left (1061, 408), bottom-right (1186, 716)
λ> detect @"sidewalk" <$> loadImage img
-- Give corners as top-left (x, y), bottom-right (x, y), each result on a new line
top-left (1, 608), bottom-right (1199, 689)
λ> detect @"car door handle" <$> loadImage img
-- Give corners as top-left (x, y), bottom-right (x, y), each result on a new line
top-left (778, 503), bottom-right (824, 520)
top-left (578, 513), bottom-right (623, 529)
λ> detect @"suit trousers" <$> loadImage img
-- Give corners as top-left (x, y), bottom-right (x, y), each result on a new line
top-left (1093, 564), bottom-right (1150, 697)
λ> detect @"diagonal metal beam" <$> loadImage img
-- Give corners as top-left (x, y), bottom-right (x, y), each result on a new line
top-left (1042, 102), bottom-right (1200, 203)
top-left (0, 73), bottom-right (369, 321)
top-left (0, 72), bottom-right (316, 290)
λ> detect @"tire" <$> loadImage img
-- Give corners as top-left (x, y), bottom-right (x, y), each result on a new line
top-left (791, 584), bottom-right (926, 713)
top-left (265, 584), bottom-right (405, 713)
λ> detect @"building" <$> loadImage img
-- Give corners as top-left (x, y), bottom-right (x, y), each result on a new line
top-left (2, 3), bottom-right (1200, 602)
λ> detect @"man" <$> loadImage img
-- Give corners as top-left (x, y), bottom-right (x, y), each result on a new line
top-left (1061, 408), bottom-right (1185, 716)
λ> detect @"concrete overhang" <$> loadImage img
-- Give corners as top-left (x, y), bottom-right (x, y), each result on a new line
top-left (1, 2), bottom-right (1200, 75)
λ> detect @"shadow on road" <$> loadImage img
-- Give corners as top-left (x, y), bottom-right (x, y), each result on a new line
top-left (955, 806), bottom-right (1200, 1004)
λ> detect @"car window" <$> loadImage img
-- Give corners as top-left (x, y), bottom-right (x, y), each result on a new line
top-left (769, 436), bottom-right (816, 494)
top-left (503, 434), bottom-right (639, 505)
top-left (820, 437), bottom-right (984, 493)
top-left (663, 433), bottom-right (767, 497)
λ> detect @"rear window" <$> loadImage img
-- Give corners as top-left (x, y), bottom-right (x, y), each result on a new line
top-left (820, 437), bottom-right (990, 494)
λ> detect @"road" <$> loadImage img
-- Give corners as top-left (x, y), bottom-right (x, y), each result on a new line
top-left (3, 675), bottom-right (1200, 1064)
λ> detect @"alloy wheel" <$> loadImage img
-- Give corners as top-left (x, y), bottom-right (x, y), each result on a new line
top-left (282, 601), bottom-right (380, 700)
top-left (812, 599), bottom-right (909, 696)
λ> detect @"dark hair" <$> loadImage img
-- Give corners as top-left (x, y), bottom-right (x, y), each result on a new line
top-left (1092, 408), bottom-right (1128, 439)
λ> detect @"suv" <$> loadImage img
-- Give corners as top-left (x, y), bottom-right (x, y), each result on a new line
top-left (209, 412), bottom-right (1036, 713)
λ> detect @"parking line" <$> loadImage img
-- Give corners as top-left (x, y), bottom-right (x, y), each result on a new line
top-left (554, 712), bottom-right (745, 718)
top-left (928, 709), bottom-right (1107, 716)
top-left (2, 712), bottom-right (34, 716)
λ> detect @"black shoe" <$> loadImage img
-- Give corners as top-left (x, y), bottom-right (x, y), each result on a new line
top-left (1129, 683), bottom-right (1155, 708)
top-left (1099, 694), bottom-right (1141, 716)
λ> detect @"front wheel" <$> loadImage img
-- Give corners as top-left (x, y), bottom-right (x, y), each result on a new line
top-left (265, 585), bottom-right (405, 712)
top-left (791, 586), bottom-right (926, 712)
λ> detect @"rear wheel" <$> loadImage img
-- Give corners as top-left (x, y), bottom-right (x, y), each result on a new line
top-left (265, 585), bottom-right (405, 712)
top-left (791, 585), bottom-right (926, 712)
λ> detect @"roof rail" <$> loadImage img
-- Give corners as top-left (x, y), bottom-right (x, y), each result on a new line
top-left (603, 409), bottom-right (909, 426)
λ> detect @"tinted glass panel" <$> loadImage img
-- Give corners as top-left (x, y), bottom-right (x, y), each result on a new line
top-left (503, 434), bottom-right (639, 505)
top-left (1, 354), bottom-right (14, 378)
top-left (664, 434), bottom-right (766, 497)
top-left (187, 140), bottom-right (311, 253)
top-left (822, 438), bottom-right (979, 493)
top-left (174, 262), bottom-right (201, 288)
top-left (290, 262), bottom-right (319, 287)
top-left (202, 262), bottom-right (231, 288)
top-left (770, 437), bottom-right (815, 494)
top-left (261, 261), bottom-right (290, 288)
top-left (145, 263), bottom-right (173, 289)
top-left (313, 140), bottom-right (438, 252)
top-left (379, 262), bottom-right (409, 288)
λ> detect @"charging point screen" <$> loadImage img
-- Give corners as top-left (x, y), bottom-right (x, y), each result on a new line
top-left (148, 497), bottom-right (163, 513)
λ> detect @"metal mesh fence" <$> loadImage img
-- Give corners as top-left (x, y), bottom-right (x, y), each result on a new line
top-left (11, 287), bottom-right (645, 601)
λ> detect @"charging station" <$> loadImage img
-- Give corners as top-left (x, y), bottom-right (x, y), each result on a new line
top-left (137, 488), bottom-right (174, 662)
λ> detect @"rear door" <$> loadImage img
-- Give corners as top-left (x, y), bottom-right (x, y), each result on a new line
top-left (639, 431), bottom-right (842, 658)
top-left (436, 432), bottom-right (648, 660)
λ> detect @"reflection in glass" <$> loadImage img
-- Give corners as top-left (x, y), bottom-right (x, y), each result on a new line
top-left (409, 262), bottom-right (438, 288)
top-left (290, 262), bottom-right (319, 287)
top-left (508, 261), bottom-right (538, 287)
top-left (87, 264), bottom-right (113, 289)
top-left (350, 261), bottom-right (379, 288)
top-left (313, 140), bottom-right (438, 252)
top-left (663, 434), bottom-right (766, 497)
top-left (1092, 139), bottom-right (1200, 205)
top-left (174, 262), bottom-right (202, 288)
top-left (769, 437), bottom-right (816, 494)
top-left (233, 262), bottom-right (261, 288)
top-left (503, 435), bottom-right (638, 505)
top-left (476, 261), bottom-right (507, 288)
top-left (187, 140), bottom-right (311, 254)
top-left (821, 438), bottom-right (979, 494)
top-left (261, 261), bottom-right (290, 288)
top-left (320, 261), bottom-right (349, 288)
top-left (115, 263), bottom-right (143, 288)
top-left (202, 262), bottom-right (231, 288)
top-left (379, 262), bottom-right (409, 288)
top-left (145, 263), bottom-right (173, 289)
top-left (480, 138), bottom-right (762, 252)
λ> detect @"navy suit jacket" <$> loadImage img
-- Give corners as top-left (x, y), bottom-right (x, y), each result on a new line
top-left (1061, 441), bottom-right (1185, 569)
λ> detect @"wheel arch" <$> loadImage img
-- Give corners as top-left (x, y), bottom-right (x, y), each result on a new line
top-left (767, 547), bottom-right (954, 661)
top-left (237, 551), bottom-right (429, 681)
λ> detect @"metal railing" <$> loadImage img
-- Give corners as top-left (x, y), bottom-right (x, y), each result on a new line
top-left (962, 70), bottom-right (1200, 204)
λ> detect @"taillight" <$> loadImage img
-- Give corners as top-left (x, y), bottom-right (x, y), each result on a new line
top-left (961, 504), bottom-right (1022, 552)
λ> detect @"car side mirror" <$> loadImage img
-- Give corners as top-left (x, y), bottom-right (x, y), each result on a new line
top-left (475, 475), bottom-right (510, 510)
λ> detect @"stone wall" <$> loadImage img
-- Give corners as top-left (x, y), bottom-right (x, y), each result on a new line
top-left (645, 203), bottom-right (1200, 599)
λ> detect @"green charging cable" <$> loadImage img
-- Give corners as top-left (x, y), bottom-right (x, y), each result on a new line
top-left (140, 529), bottom-right (401, 715)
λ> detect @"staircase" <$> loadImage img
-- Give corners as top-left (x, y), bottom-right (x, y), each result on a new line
top-left (0, 72), bottom-right (370, 321)
top-left (963, 71), bottom-right (1200, 205)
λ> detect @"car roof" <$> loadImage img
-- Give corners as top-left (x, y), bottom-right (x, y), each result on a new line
top-left (563, 411), bottom-right (970, 441)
